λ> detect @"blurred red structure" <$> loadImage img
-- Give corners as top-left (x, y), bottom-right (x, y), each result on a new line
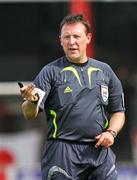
top-left (70, 0), bottom-right (95, 57)
top-left (0, 149), bottom-right (15, 180)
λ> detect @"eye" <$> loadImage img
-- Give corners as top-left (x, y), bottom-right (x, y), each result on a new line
top-left (74, 35), bottom-right (81, 39)
top-left (63, 35), bottom-right (70, 39)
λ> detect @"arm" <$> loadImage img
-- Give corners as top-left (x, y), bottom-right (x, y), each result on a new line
top-left (22, 100), bottom-right (39, 120)
top-left (107, 111), bottom-right (125, 134)
top-left (95, 111), bottom-right (125, 148)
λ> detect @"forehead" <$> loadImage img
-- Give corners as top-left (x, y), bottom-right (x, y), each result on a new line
top-left (61, 22), bottom-right (87, 35)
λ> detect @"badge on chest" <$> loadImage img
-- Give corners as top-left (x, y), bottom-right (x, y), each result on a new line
top-left (101, 85), bottom-right (108, 102)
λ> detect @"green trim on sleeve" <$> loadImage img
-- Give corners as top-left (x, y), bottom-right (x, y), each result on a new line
top-left (104, 119), bottom-right (109, 129)
top-left (50, 110), bottom-right (57, 139)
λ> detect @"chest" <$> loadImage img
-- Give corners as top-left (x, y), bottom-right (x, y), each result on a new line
top-left (57, 65), bottom-right (108, 88)
top-left (48, 66), bottom-right (109, 109)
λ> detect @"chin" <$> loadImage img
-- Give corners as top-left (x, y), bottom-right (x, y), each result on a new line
top-left (68, 55), bottom-right (80, 62)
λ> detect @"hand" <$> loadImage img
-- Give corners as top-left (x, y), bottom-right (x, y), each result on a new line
top-left (19, 83), bottom-right (39, 102)
top-left (95, 131), bottom-right (114, 148)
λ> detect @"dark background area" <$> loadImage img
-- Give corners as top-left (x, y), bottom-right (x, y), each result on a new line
top-left (0, 2), bottom-right (137, 81)
top-left (0, 2), bottom-right (137, 162)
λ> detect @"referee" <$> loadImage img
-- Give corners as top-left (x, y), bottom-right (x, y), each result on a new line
top-left (19, 14), bottom-right (125, 180)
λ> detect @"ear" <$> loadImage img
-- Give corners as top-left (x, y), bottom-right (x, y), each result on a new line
top-left (59, 35), bottom-right (63, 46)
top-left (86, 33), bottom-right (92, 44)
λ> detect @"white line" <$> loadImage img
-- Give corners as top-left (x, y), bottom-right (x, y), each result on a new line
top-left (0, 82), bottom-right (30, 95)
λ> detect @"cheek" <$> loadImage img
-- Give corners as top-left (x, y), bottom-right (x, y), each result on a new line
top-left (61, 42), bottom-right (67, 52)
top-left (80, 40), bottom-right (87, 47)
top-left (61, 40), bottom-right (67, 47)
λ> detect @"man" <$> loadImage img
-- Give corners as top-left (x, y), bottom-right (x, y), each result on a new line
top-left (20, 14), bottom-right (125, 180)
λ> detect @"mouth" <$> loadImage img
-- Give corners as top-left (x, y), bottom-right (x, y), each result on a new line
top-left (68, 48), bottom-right (78, 52)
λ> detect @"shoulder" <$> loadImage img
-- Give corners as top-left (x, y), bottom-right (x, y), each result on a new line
top-left (39, 57), bottom-right (65, 74)
top-left (88, 58), bottom-right (115, 76)
top-left (35, 56), bottom-right (67, 81)
top-left (42, 56), bottom-right (68, 70)
top-left (88, 58), bottom-right (112, 70)
top-left (88, 58), bottom-right (118, 81)
top-left (43, 57), bottom-right (63, 68)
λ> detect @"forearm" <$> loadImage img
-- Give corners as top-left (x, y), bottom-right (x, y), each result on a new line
top-left (22, 100), bottom-right (39, 120)
top-left (95, 111), bottom-right (125, 148)
top-left (107, 111), bottom-right (125, 135)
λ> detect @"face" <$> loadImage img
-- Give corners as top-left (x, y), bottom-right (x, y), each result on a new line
top-left (60, 22), bottom-right (92, 63)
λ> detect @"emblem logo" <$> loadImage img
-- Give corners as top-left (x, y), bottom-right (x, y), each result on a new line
top-left (64, 86), bottom-right (73, 94)
top-left (101, 85), bottom-right (108, 102)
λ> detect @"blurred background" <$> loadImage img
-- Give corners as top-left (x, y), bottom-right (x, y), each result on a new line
top-left (0, 0), bottom-right (137, 179)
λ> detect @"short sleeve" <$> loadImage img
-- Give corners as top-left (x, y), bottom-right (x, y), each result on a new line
top-left (33, 65), bottom-right (52, 110)
top-left (107, 66), bottom-right (125, 113)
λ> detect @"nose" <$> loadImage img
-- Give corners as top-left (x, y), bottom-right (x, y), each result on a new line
top-left (69, 36), bottom-right (75, 45)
